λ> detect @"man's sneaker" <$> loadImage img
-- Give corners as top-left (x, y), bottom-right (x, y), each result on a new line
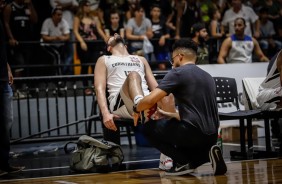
top-left (2, 166), bottom-right (25, 174)
top-left (159, 154), bottom-right (173, 171)
top-left (209, 145), bottom-right (227, 175)
top-left (0, 170), bottom-right (8, 176)
top-left (164, 163), bottom-right (195, 176)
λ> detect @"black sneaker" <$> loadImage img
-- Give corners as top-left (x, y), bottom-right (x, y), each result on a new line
top-left (2, 166), bottom-right (25, 174)
top-left (209, 145), bottom-right (227, 175)
top-left (164, 163), bottom-right (195, 176)
top-left (0, 170), bottom-right (8, 176)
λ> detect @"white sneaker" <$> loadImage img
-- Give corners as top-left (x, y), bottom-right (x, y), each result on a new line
top-left (159, 153), bottom-right (173, 171)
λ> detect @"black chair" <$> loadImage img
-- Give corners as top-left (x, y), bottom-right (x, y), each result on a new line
top-left (87, 96), bottom-right (136, 149)
top-left (242, 78), bottom-right (282, 158)
top-left (213, 77), bottom-right (262, 159)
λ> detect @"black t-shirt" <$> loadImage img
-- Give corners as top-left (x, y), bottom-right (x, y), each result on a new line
top-left (151, 19), bottom-right (169, 53)
top-left (158, 64), bottom-right (219, 135)
top-left (0, 20), bottom-right (8, 82)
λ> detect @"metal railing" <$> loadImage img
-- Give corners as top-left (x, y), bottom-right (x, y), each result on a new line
top-left (11, 72), bottom-right (167, 144)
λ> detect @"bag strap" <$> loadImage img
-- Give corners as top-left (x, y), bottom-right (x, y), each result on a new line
top-left (78, 135), bottom-right (119, 150)
top-left (64, 141), bottom-right (77, 154)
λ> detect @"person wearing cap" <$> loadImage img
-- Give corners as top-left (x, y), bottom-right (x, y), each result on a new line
top-left (191, 22), bottom-right (210, 64)
top-left (218, 17), bottom-right (269, 64)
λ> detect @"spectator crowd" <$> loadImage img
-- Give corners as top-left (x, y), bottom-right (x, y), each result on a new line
top-left (1, 0), bottom-right (282, 75)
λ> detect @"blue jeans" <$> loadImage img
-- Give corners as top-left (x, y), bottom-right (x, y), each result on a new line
top-left (62, 31), bottom-right (74, 75)
top-left (0, 82), bottom-right (13, 169)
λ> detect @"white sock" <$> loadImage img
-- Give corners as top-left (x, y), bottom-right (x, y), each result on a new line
top-left (134, 95), bottom-right (143, 105)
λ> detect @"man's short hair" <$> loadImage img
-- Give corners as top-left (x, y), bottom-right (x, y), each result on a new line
top-left (234, 17), bottom-right (246, 26)
top-left (190, 23), bottom-right (206, 36)
top-left (51, 6), bottom-right (63, 15)
top-left (172, 39), bottom-right (198, 54)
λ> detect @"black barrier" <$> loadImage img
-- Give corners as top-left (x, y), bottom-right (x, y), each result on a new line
top-left (11, 72), bottom-right (167, 144)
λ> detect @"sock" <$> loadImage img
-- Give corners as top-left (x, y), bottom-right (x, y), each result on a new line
top-left (133, 95), bottom-right (143, 105)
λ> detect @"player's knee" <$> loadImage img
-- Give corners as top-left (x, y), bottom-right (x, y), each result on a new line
top-left (128, 71), bottom-right (141, 80)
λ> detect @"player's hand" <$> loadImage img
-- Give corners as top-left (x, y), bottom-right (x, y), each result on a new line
top-left (103, 113), bottom-right (120, 131)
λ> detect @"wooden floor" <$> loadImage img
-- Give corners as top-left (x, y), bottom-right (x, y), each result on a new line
top-left (1, 158), bottom-right (282, 184)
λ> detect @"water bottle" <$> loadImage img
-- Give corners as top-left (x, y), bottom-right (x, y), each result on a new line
top-left (217, 127), bottom-right (223, 153)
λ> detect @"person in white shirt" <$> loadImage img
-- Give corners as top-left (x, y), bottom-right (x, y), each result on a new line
top-left (41, 6), bottom-right (70, 75)
top-left (49, 0), bottom-right (78, 74)
top-left (221, 0), bottom-right (260, 38)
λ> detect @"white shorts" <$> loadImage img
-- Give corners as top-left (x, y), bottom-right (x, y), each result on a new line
top-left (109, 89), bottom-right (134, 119)
top-left (257, 87), bottom-right (282, 110)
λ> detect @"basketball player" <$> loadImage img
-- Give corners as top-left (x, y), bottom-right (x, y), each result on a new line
top-left (257, 49), bottom-right (282, 110)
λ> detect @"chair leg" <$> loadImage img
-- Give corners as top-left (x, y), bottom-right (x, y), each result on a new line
top-left (239, 119), bottom-right (246, 154)
top-left (247, 118), bottom-right (253, 159)
top-left (230, 119), bottom-right (247, 159)
top-left (264, 118), bottom-right (272, 152)
top-left (125, 125), bottom-right (133, 149)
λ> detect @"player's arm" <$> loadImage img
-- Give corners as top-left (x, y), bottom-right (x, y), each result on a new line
top-left (217, 37), bottom-right (231, 64)
top-left (94, 56), bottom-right (118, 131)
top-left (253, 37), bottom-right (269, 62)
top-left (136, 88), bottom-right (167, 112)
top-left (140, 56), bottom-right (158, 90)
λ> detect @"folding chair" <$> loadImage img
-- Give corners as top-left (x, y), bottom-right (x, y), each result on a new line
top-left (87, 95), bottom-right (137, 149)
top-left (213, 77), bottom-right (262, 159)
top-left (242, 77), bottom-right (282, 158)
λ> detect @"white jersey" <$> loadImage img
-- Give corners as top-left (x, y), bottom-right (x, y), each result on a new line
top-left (227, 34), bottom-right (254, 63)
top-left (105, 55), bottom-right (150, 105)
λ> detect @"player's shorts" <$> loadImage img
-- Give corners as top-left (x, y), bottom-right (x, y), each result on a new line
top-left (109, 89), bottom-right (157, 123)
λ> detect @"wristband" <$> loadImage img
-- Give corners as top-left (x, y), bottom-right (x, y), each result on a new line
top-left (133, 104), bottom-right (140, 113)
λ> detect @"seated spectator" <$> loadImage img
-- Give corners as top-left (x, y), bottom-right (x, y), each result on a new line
top-left (41, 6), bottom-right (70, 75)
top-left (149, 4), bottom-right (170, 70)
top-left (221, 0), bottom-right (260, 38)
top-left (217, 17), bottom-right (269, 64)
top-left (73, 0), bottom-right (107, 95)
top-left (98, 0), bottom-right (127, 29)
top-left (140, 0), bottom-right (172, 20)
top-left (261, 0), bottom-right (280, 33)
top-left (258, 8), bottom-right (282, 57)
top-left (125, 4), bottom-right (153, 61)
top-left (49, 0), bottom-right (79, 75)
top-left (191, 23), bottom-right (210, 64)
top-left (104, 9), bottom-right (125, 38)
